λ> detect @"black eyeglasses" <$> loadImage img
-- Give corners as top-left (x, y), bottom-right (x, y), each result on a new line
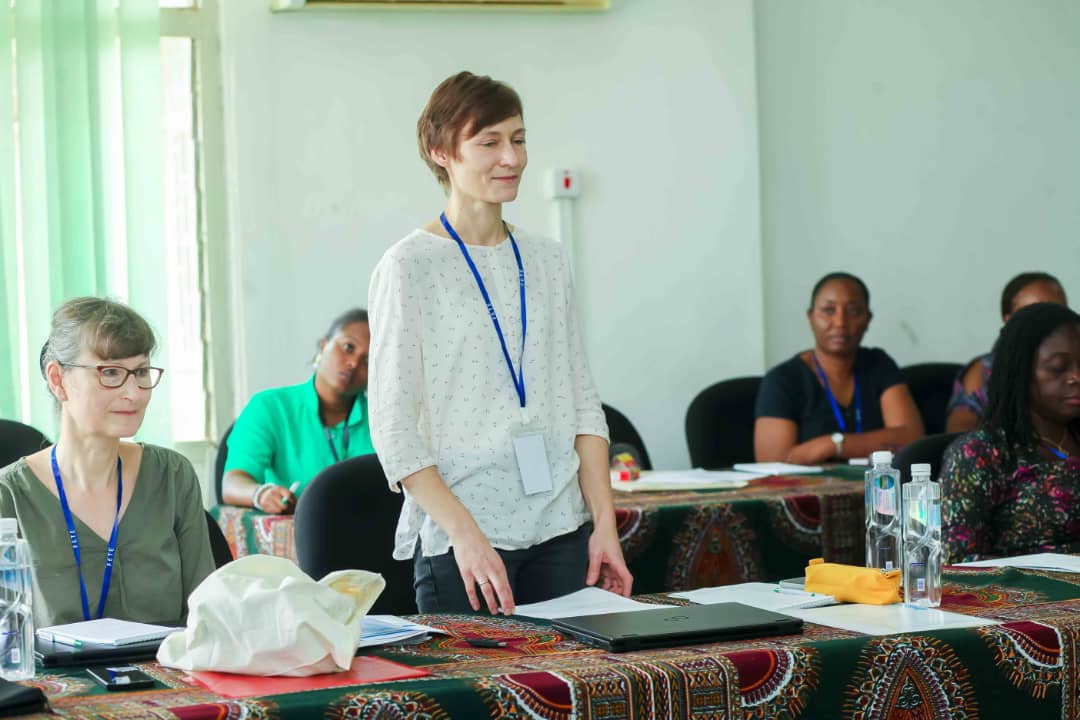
top-left (61, 364), bottom-right (165, 389)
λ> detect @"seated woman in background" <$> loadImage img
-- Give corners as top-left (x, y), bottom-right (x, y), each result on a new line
top-left (945, 272), bottom-right (1067, 433)
top-left (221, 308), bottom-right (374, 514)
top-left (941, 302), bottom-right (1080, 563)
top-left (754, 272), bottom-right (924, 464)
top-left (0, 297), bottom-right (214, 626)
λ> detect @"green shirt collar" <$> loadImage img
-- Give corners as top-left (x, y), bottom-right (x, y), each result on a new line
top-left (307, 374), bottom-right (367, 429)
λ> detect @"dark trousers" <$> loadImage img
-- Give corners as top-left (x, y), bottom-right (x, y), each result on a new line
top-left (414, 522), bottom-right (592, 613)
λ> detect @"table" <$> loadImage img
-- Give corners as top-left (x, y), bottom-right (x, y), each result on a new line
top-left (26, 567), bottom-right (1080, 719)
top-left (212, 470), bottom-right (867, 593)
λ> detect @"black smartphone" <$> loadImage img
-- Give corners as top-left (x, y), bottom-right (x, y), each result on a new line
top-left (86, 665), bottom-right (156, 691)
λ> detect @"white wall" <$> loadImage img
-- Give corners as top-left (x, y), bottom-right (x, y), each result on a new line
top-left (756, 0), bottom-right (1080, 367)
top-left (218, 0), bottom-right (764, 469)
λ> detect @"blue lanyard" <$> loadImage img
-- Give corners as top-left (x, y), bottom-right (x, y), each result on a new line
top-left (324, 423), bottom-right (349, 464)
top-left (1043, 442), bottom-right (1069, 460)
top-left (811, 353), bottom-right (862, 434)
top-left (441, 212), bottom-right (527, 408)
top-left (50, 446), bottom-right (122, 621)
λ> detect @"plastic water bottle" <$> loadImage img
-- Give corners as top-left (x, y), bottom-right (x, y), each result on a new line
top-left (903, 463), bottom-right (942, 607)
top-left (865, 450), bottom-right (901, 572)
top-left (0, 518), bottom-right (34, 681)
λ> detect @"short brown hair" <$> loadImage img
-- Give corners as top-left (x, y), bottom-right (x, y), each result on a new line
top-left (417, 71), bottom-right (523, 189)
top-left (40, 297), bottom-right (157, 381)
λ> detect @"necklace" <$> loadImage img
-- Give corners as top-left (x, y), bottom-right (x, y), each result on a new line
top-left (1040, 429), bottom-right (1073, 460)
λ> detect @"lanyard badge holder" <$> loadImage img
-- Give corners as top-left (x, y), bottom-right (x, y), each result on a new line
top-left (442, 213), bottom-right (553, 496)
top-left (812, 353), bottom-right (863, 434)
top-left (51, 445), bottom-right (122, 621)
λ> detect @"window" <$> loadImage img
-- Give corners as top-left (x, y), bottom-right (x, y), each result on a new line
top-left (161, 0), bottom-right (232, 446)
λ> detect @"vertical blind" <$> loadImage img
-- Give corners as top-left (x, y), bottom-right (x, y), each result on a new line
top-left (0, 0), bottom-right (170, 443)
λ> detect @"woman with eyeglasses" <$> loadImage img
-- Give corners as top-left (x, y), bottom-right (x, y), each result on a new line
top-left (220, 308), bottom-right (375, 514)
top-left (0, 297), bottom-right (214, 626)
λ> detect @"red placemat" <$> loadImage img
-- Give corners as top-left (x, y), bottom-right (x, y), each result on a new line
top-left (188, 656), bottom-right (429, 698)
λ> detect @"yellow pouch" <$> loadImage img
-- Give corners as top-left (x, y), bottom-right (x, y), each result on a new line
top-left (804, 557), bottom-right (901, 605)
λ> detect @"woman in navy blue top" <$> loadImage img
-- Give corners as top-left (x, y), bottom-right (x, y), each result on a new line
top-left (754, 272), bottom-right (924, 464)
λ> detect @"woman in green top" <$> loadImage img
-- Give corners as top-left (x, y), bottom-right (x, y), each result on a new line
top-left (0, 297), bottom-right (214, 627)
top-left (221, 308), bottom-right (375, 514)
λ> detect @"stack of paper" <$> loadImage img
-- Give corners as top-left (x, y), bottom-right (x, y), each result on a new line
top-left (357, 615), bottom-right (445, 649)
top-left (732, 462), bottom-right (823, 476)
top-left (515, 587), bottom-right (675, 620)
top-left (612, 469), bottom-right (752, 493)
top-left (784, 603), bottom-right (999, 636)
top-left (36, 619), bottom-right (177, 647)
top-left (953, 553), bottom-right (1080, 573)
top-left (669, 582), bottom-right (837, 611)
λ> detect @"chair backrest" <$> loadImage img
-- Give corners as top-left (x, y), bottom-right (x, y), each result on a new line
top-left (602, 403), bottom-right (652, 470)
top-left (685, 376), bottom-right (762, 469)
top-left (204, 510), bottom-right (234, 569)
top-left (0, 419), bottom-right (50, 469)
top-left (293, 454), bottom-right (416, 615)
top-left (894, 432), bottom-right (961, 484)
top-left (900, 363), bottom-right (963, 436)
top-left (213, 421), bottom-right (235, 505)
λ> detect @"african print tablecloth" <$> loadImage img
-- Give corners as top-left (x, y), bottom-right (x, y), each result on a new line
top-left (211, 469), bottom-right (866, 594)
top-left (25, 567), bottom-right (1080, 720)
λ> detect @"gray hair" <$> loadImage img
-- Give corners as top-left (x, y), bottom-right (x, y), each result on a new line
top-left (39, 297), bottom-right (157, 382)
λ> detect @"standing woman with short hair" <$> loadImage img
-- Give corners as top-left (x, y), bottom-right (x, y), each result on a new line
top-left (0, 297), bottom-right (214, 626)
top-left (368, 71), bottom-right (631, 614)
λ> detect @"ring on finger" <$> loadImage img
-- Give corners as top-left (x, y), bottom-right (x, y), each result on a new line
top-left (477, 579), bottom-right (491, 587)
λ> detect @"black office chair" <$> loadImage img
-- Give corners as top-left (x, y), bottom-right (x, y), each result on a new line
top-left (204, 510), bottom-right (234, 569)
top-left (685, 376), bottom-right (762, 469)
top-left (894, 432), bottom-right (961, 484)
top-left (0, 419), bottom-right (49, 468)
top-left (602, 403), bottom-right (652, 470)
top-left (213, 421), bottom-right (235, 505)
top-left (901, 363), bottom-right (962, 435)
top-left (294, 454), bottom-right (417, 615)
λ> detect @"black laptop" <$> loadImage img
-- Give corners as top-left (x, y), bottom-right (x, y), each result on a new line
top-left (551, 602), bottom-right (803, 652)
top-left (34, 635), bottom-right (166, 668)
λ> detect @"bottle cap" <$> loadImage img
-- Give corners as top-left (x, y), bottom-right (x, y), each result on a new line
top-left (871, 450), bottom-right (893, 464)
top-left (0, 517), bottom-right (17, 536)
top-left (910, 463), bottom-right (932, 476)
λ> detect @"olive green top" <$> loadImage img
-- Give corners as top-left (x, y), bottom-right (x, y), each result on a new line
top-left (0, 444), bottom-right (214, 627)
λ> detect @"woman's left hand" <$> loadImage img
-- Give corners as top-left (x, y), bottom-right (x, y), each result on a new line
top-left (586, 521), bottom-right (633, 597)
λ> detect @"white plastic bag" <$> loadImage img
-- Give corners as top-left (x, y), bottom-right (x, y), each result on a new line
top-left (157, 555), bottom-right (385, 676)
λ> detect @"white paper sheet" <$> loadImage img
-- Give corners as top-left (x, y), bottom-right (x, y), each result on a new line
top-left (669, 582), bottom-right (837, 611)
top-left (514, 587), bottom-right (675, 620)
top-left (612, 469), bottom-right (752, 492)
top-left (785, 603), bottom-right (999, 636)
top-left (357, 615), bottom-right (446, 648)
top-left (732, 462), bottom-right (823, 476)
top-left (953, 553), bottom-right (1080, 573)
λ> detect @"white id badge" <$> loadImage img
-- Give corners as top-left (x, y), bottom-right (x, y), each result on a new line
top-left (512, 422), bottom-right (553, 495)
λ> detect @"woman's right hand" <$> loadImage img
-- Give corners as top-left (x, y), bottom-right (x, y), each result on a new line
top-left (253, 484), bottom-right (297, 515)
top-left (451, 529), bottom-right (514, 615)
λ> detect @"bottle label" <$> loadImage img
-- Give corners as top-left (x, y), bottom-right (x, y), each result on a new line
top-left (874, 483), bottom-right (895, 515)
top-left (917, 578), bottom-right (926, 592)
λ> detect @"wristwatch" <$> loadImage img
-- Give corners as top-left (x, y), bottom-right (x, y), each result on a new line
top-left (830, 432), bottom-right (845, 457)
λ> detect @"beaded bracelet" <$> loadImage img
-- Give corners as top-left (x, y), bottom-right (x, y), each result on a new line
top-left (252, 483), bottom-right (274, 512)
